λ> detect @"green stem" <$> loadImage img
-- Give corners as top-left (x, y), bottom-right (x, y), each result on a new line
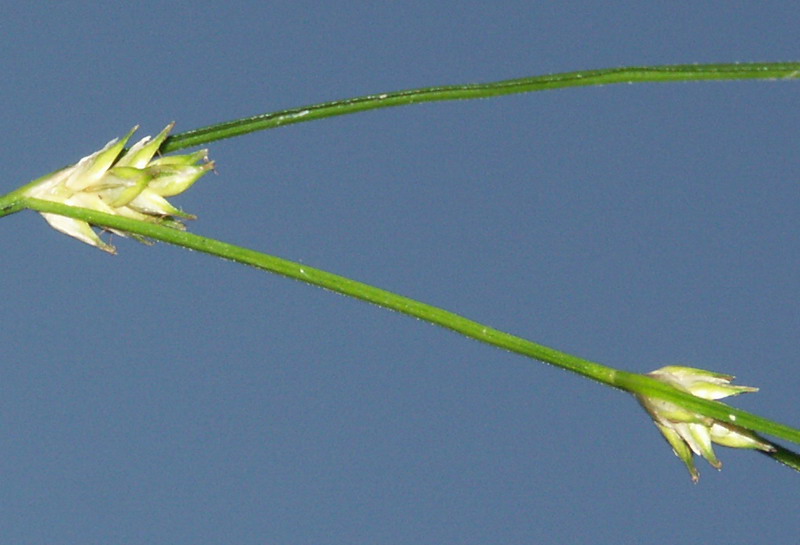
top-left (163, 62), bottom-right (800, 151)
top-left (762, 443), bottom-right (800, 473)
top-left (11, 196), bottom-right (800, 449)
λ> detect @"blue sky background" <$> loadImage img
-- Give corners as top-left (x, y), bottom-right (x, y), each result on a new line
top-left (1, 3), bottom-right (799, 544)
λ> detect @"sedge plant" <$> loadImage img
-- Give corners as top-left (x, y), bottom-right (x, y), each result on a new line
top-left (2, 62), bottom-right (799, 482)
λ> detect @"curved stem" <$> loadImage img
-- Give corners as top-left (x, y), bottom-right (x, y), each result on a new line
top-left (16, 196), bottom-right (800, 449)
top-left (162, 62), bottom-right (800, 151)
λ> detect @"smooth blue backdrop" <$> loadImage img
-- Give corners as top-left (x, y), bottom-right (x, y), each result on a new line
top-left (2, 3), bottom-right (798, 544)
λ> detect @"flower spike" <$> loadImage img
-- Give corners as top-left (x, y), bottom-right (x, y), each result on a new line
top-left (24, 124), bottom-right (214, 253)
top-left (636, 365), bottom-right (775, 483)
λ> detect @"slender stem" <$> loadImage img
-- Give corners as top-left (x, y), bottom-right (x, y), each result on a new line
top-left (762, 443), bottom-right (800, 473)
top-left (162, 62), bottom-right (800, 151)
top-left (15, 196), bottom-right (800, 448)
top-left (5, 62), bottom-right (800, 475)
top-left (0, 197), bottom-right (26, 217)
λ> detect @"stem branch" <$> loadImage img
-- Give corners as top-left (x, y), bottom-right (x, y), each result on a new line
top-left (16, 196), bottom-right (800, 447)
top-left (163, 62), bottom-right (800, 151)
